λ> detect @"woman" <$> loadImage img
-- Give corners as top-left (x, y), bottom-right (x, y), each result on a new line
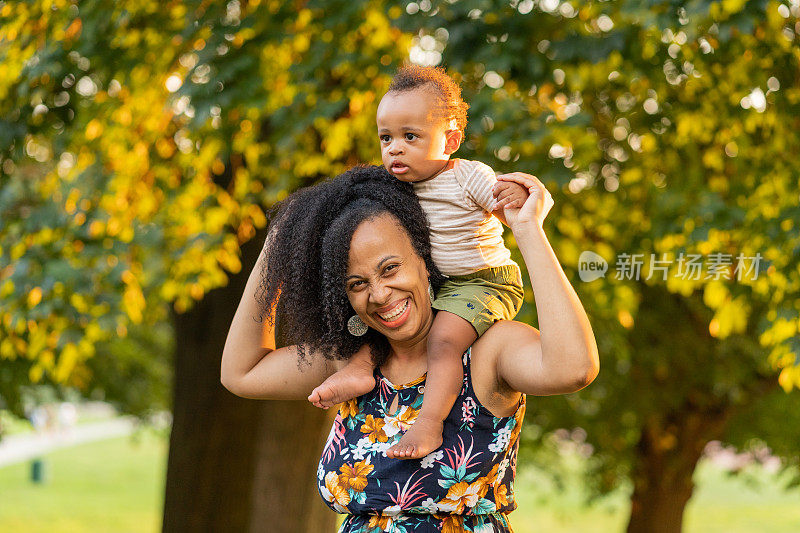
top-left (221, 165), bottom-right (598, 531)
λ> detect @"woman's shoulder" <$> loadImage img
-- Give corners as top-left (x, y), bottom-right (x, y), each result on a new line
top-left (473, 319), bottom-right (540, 357)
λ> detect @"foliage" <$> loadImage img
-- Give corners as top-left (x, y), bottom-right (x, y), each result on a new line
top-left (396, 0), bottom-right (800, 383)
top-left (83, 314), bottom-right (173, 418)
top-left (1, 0), bottom-right (799, 514)
top-left (392, 0), bottom-right (800, 498)
top-left (0, 0), bottom-right (407, 414)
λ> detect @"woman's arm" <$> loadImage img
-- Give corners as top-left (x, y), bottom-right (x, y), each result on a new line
top-left (220, 238), bottom-right (340, 400)
top-left (492, 173), bottom-right (599, 395)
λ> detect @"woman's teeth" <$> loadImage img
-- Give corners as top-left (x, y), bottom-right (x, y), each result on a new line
top-left (378, 299), bottom-right (409, 321)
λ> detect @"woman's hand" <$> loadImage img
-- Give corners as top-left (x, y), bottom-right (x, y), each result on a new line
top-left (495, 172), bottom-right (554, 231)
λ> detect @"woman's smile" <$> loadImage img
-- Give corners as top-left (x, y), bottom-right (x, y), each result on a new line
top-left (374, 297), bottom-right (411, 327)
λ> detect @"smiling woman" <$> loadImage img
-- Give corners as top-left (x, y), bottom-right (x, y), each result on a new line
top-left (220, 164), bottom-right (599, 531)
top-left (344, 216), bottom-right (433, 346)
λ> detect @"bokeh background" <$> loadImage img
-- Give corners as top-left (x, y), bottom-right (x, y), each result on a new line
top-left (1, 1), bottom-right (799, 532)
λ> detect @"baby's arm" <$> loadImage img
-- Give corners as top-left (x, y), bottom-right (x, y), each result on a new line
top-left (455, 160), bottom-right (529, 228)
top-left (492, 181), bottom-right (529, 226)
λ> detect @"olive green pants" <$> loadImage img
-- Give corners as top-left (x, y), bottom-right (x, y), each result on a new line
top-left (432, 264), bottom-right (524, 336)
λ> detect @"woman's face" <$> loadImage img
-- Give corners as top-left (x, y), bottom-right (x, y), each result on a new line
top-left (344, 213), bottom-right (433, 347)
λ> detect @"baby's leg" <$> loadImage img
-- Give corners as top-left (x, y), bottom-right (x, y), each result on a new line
top-left (388, 311), bottom-right (477, 459)
top-left (308, 344), bottom-right (375, 409)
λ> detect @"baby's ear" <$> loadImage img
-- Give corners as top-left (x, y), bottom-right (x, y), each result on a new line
top-left (444, 129), bottom-right (463, 155)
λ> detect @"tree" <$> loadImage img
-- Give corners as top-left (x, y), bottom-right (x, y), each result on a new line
top-left (392, 0), bottom-right (800, 531)
top-left (1, 0), bottom-right (408, 529)
top-left (3, 0), bottom-right (799, 531)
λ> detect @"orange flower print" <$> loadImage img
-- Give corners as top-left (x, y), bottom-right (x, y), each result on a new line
top-left (437, 479), bottom-right (484, 514)
top-left (476, 463), bottom-right (500, 492)
top-left (511, 404), bottom-right (525, 440)
top-left (367, 514), bottom-right (392, 530)
top-left (382, 404), bottom-right (419, 438)
top-left (340, 398), bottom-right (359, 419)
top-left (321, 471), bottom-right (350, 511)
top-left (493, 483), bottom-right (509, 507)
top-left (440, 515), bottom-right (464, 533)
top-left (338, 458), bottom-right (374, 492)
top-left (510, 420), bottom-right (522, 444)
top-left (361, 414), bottom-right (388, 443)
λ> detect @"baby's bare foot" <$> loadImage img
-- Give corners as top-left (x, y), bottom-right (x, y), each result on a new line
top-left (387, 417), bottom-right (443, 460)
top-left (308, 366), bottom-right (375, 409)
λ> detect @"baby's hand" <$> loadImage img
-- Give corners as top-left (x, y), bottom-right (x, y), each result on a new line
top-left (492, 180), bottom-right (528, 211)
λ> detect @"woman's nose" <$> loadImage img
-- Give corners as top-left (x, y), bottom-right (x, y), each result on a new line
top-left (369, 282), bottom-right (391, 304)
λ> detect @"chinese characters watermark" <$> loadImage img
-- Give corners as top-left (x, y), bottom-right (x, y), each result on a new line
top-left (578, 251), bottom-right (764, 282)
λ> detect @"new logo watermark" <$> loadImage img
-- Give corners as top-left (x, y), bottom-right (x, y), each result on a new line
top-left (578, 251), bottom-right (764, 282)
top-left (578, 251), bottom-right (608, 282)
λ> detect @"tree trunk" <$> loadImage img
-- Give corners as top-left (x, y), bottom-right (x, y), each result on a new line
top-left (626, 410), bottom-right (730, 533)
top-left (162, 229), bottom-right (336, 532)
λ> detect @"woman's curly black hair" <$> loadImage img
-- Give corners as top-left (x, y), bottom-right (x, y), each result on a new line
top-left (255, 165), bottom-right (446, 367)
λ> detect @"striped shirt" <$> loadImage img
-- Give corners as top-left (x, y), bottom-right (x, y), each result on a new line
top-left (413, 159), bottom-right (516, 276)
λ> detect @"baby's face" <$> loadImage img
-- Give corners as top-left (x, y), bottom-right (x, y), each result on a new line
top-left (376, 88), bottom-right (456, 183)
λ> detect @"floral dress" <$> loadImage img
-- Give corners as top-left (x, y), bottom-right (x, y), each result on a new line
top-left (317, 348), bottom-right (526, 532)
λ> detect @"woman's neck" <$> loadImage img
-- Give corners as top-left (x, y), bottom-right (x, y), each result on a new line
top-left (390, 337), bottom-right (427, 361)
top-left (379, 306), bottom-right (434, 383)
top-left (381, 335), bottom-right (429, 384)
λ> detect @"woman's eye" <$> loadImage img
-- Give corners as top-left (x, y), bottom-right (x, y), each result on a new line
top-left (349, 280), bottom-right (365, 290)
top-left (384, 264), bottom-right (399, 274)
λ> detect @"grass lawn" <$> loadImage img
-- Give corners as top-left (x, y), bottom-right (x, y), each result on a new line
top-left (0, 428), bottom-right (168, 533)
top-left (510, 458), bottom-right (800, 533)
top-left (1, 429), bottom-right (799, 532)
top-left (683, 461), bottom-right (800, 533)
top-left (0, 409), bottom-right (36, 436)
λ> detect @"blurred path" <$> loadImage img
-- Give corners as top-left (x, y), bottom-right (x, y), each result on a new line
top-left (0, 418), bottom-right (137, 468)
